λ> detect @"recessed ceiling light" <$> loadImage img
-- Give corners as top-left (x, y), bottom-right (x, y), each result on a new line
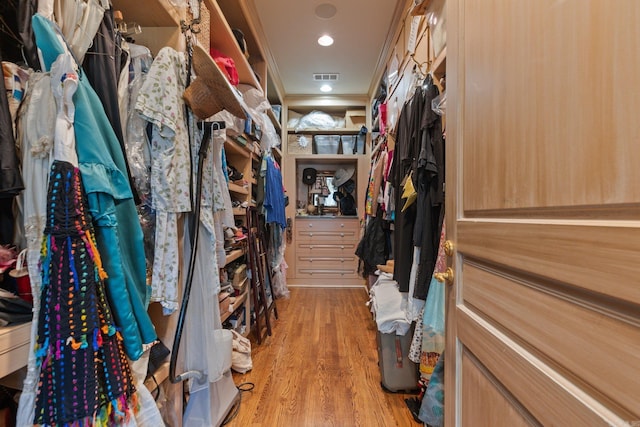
top-left (317, 35), bottom-right (334, 47)
top-left (320, 84), bottom-right (332, 92)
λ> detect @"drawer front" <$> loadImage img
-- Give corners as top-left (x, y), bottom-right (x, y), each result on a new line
top-left (296, 255), bottom-right (358, 269)
top-left (296, 243), bottom-right (357, 257)
top-left (294, 267), bottom-right (359, 279)
top-left (296, 218), bottom-right (359, 232)
top-left (296, 229), bottom-right (358, 242)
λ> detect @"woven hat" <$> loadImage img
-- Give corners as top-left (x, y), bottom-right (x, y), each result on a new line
top-left (183, 44), bottom-right (245, 120)
top-left (333, 167), bottom-right (355, 187)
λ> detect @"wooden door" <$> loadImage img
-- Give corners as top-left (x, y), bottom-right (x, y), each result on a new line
top-left (445, 1), bottom-right (640, 426)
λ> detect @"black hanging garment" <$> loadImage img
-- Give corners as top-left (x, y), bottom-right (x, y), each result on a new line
top-left (17, 0), bottom-right (40, 70)
top-left (390, 87), bottom-right (426, 292)
top-left (355, 210), bottom-right (390, 277)
top-left (0, 45), bottom-right (24, 244)
top-left (82, 9), bottom-right (139, 203)
top-left (412, 78), bottom-right (445, 300)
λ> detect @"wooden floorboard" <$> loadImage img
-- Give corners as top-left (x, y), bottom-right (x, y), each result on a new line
top-left (227, 287), bottom-right (420, 427)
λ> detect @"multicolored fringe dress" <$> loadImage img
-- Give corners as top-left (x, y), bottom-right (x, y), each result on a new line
top-left (35, 160), bottom-right (137, 426)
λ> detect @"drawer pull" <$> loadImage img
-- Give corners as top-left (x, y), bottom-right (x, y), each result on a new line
top-left (340, 233), bottom-right (344, 237)
top-left (340, 223), bottom-right (344, 228)
top-left (310, 246), bottom-right (314, 249)
top-left (310, 233), bottom-right (313, 237)
top-left (341, 259), bottom-right (344, 263)
top-left (308, 223), bottom-right (313, 227)
top-left (310, 259), bottom-right (313, 263)
top-left (341, 246), bottom-right (344, 249)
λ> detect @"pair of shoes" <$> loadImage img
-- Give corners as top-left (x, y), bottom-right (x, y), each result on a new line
top-left (227, 164), bottom-right (243, 181)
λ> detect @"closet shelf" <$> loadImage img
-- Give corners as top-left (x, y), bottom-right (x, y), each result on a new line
top-left (287, 128), bottom-right (363, 135)
top-left (225, 248), bottom-right (245, 265)
top-left (0, 322), bottom-right (31, 379)
top-left (272, 146), bottom-right (282, 162)
top-left (144, 361), bottom-right (170, 395)
top-left (267, 109), bottom-right (282, 132)
top-left (228, 182), bottom-right (249, 195)
top-left (110, 1), bottom-right (183, 27)
top-left (233, 207), bottom-right (246, 216)
top-left (225, 137), bottom-right (252, 158)
top-left (220, 290), bottom-right (248, 323)
top-left (202, 0), bottom-right (261, 90)
top-left (431, 47), bottom-right (447, 79)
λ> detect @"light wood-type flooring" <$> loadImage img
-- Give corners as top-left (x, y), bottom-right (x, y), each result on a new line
top-left (227, 287), bottom-right (420, 427)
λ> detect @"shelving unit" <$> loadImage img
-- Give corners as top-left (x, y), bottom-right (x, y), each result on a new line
top-left (220, 290), bottom-right (249, 323)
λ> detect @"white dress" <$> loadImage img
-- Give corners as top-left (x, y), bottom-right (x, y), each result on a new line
top-left (14, 71), bottom-right (55, 427)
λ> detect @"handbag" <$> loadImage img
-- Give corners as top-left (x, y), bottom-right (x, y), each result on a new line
top-left (230, 330), bottom-right (252, 373)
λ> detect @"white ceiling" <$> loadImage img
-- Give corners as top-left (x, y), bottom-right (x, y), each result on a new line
top-left (247, 0), bottom-right (405, 99)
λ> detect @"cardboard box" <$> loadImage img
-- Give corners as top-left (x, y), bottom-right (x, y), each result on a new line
top-left (345, 110), bottom-right (366, 129)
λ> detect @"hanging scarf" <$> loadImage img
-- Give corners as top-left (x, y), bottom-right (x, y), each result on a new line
top-left (35, 161), bottom-right (137, 426)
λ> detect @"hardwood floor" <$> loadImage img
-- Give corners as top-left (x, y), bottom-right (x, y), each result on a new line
top-left (226, 287), bottom-right (420, 427)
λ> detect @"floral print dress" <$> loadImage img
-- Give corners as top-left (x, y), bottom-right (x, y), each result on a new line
top-left (135, 47), bottom-right (191, 315)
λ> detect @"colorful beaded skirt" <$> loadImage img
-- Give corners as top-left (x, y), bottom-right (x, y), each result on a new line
top-left (35, 160), bottom-right (136, 426)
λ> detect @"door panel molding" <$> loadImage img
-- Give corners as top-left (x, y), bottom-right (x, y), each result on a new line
top-left (461, 349), bottom-right (540, 427)
top-left (457, 219), bottom-right (640, 305)
top-left (458, 307), bottom-right (629, 425)
top-left (463, 263), bottom-right (640, 417)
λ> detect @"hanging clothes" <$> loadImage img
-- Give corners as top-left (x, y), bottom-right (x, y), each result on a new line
top-left (32, 13), bottom-right (157, 360)
top-left (135, 46), bottom-right (190, 315)
top-left (0, 47), bottom-right (25, 245)
top-left (390, 89), bottom-right (425, 293)
top-left (17, 0), bottom-right (41, 70)
top-left (54, 0), bottom-right (107, 62)
top-left (34, 53), bottom-right (135, 426)
top-left (264, 156), bottom-right (286, 229)
top-left (14, 71), bottom-right (55, 427)
top-left (412, 79), bottom-right (445, 299)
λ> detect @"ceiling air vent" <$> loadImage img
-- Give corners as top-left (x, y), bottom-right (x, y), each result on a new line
top-left (313, 73), bottom-right (339, 82)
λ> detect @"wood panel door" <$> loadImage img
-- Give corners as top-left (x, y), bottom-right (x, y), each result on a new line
top-left (445, 1), bottom-right (640, 426)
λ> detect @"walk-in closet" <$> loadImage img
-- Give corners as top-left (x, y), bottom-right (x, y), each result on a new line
top-left (0, 0), bottom-right (639, 426)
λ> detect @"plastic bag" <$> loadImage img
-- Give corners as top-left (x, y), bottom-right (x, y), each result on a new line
top-left (295, 110), bottom-right (337, 131)
top-left (432, 91), bottom-right (446, 116)
top-left (420, 278), bottom-right (445, 379)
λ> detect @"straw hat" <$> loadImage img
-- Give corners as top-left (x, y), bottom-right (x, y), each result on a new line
top-left (183, 44), bottom-right (246, 120)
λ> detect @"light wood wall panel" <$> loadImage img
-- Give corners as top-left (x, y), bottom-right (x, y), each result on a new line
top-left (461, 0), bottom-right (640, 212)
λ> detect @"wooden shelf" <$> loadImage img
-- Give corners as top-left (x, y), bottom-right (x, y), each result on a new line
top-left (233, 207), bottom-right (247, 216)
top-left (225, 137), bottom-right (252, 158)
top-left (202, 0), bottom-right (261, 89)
top-left (111, 1), bottom-right (183, 26)
top-left (272, 146), bottom-right (282, 162)
top-left (431, 47), bottom-right (447, 79)
top-left (0, 322), bottom-right (31, 379)
top-left (221, 290), bottom-right (249, 322)
top-left (267, 109), bottom-right (282, 132)
top-left (287, 128), bottom-right (363, 135)
top-left (228, 182), bottom-right (249, 194)
top-left (225, 248), bottom-right (245, 265)
top-left (144, 360), bottom-right (170, 395)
